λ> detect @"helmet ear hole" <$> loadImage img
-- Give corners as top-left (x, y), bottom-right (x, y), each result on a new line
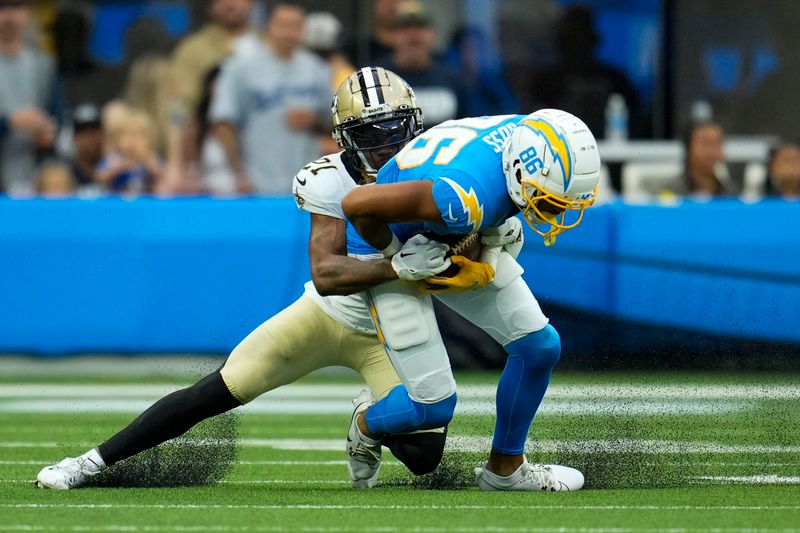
top-left (515, 168), bottom-right (522, 184)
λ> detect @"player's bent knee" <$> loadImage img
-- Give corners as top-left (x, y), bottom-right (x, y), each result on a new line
top-left (403, 447), bottom-right (443, 476)
top-left (508, 324), bottom-right (561, 370)
top-left (413, 393), bottom-right (457, 429)
top-left (384, 429), bottom-right (447, 476)
top-left (365, 386), bottom-right (456, 435)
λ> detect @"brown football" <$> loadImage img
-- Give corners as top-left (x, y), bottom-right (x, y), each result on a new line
top-left (422, 232), bottom-right (482, 278)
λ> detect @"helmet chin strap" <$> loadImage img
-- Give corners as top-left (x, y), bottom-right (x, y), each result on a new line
top-left (341, 130), bottom-right (379, 177)
top-left (537, 213), bottom-right (560, 247)
top-left (356, 150), bottom-right (378, 175)
top-left (524, 209), bottom-right (561, 247)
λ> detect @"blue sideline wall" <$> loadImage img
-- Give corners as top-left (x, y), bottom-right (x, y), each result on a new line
top-left (0, 198), bottom-right (798, 355)
top-left (519, 199), bottom-right (800, 344)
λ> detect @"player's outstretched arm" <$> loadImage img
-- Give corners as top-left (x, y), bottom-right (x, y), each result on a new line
top-left (308, 212), bottom-right (398, 296)
top-left (342, 181), bottom-right (444, 251)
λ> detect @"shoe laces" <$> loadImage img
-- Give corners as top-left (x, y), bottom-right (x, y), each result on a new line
top-left (348, 416), bottom-right (380, 466)
top-left (523, 463), bottom-right (558, 491)
top-left (349, 431), bottom-right (381, 465)
top-left (71, 457), bottom-right (101, 481)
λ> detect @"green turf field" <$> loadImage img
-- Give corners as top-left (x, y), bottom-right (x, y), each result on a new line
top-left (0, 365), bottom-right (798, 532)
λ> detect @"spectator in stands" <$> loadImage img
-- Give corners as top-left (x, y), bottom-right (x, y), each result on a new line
top-left (304, 11), bottom-right (354, 155)
top-left (305, 12), bottom-right (354, 93)
top-left (101, 100), bottom-right (131, 147)
top-left (122, 16), bottom-right (178, 157)
top-left (384, 1), bottom-right (465, 127)
top-left (52, 2), bottom-right (116, 108)
top-left (445, 26), bottom-right (518, 117)
top-left (529, 5), bottom-right (638, 138)
top-left (160, 0), bottom-right (257, 195)
top-left (125, 53), bottom-right (171, 156)
top-left (210, 3), bottom-right (331, 195)
top-left (96, 107), bottom-right (162, 195)
top-left (670, 122), bottom-right (735, 197)
top-left (35, 159), bottom-right (75, 197)
top-left (68, 103), bottom-right (104, 188)
top-left (495, 0), bottom-right (560, 113)
top-left (183, 65), bottom-right (237, 195)
top-left (738, 19), bottom-right (800, 139)
top-left (766, 142), bottom-right (800, 200)
top-left (347, 0), bottom-right (403, 66)
top-left (169, 0), bottom-right (257, 132)
top-left (0, 0), bottom-right (60, 196)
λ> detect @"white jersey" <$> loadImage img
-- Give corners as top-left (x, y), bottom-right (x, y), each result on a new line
top-left (292, 152), bottom-right (377, 335)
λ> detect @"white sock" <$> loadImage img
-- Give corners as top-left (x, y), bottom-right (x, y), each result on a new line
top-left (79, 449), bottom-right (106, 472)
top-left (484, 460), bottom-right (525, 484)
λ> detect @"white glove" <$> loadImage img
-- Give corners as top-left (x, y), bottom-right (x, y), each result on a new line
top-left (481, 216), bottom-right (524, 258)
top-left (391, 234), bottom-right (451, 281)
top-left (481, 216), bottom-right (523, 246)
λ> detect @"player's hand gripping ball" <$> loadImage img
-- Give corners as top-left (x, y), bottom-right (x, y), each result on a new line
top-left (414, 233), bottom-right (494, 293)
top-left (391, 234), bottom-right (451, 281)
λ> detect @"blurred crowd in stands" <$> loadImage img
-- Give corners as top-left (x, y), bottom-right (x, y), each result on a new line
top-left (0, 0), bottom-right (798, 200)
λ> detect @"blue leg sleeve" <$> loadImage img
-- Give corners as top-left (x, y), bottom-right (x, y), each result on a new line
top-left (493, 324), bottom-right (561, 455)
top-left (364, 385), bottom-right (456, 436)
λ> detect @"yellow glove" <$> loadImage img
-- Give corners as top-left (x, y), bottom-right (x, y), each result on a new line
top-left (414, 255), bottom-right (495, 293)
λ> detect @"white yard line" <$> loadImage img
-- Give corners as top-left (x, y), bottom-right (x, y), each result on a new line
top-left (0, 460), bottom-right (401, 466)
top-left (1, 382), bottom-right (790, 415)
top-left (0, 355), bottom-right (226, 377)
top-left (2, 438), bottom-right (800, 454)
top-left (9, 476), bottom-right (800, 486)
top-left (0, 527), bottom-right (797, 533)
top-left (1, 383), bottom-right (797, 400)
top-left (695, 475), bottom-right (800, 484)
top-left (0, 398), bottom-right (754, 416)
top-left (2, 503), bottom-right (800, 511)
top-left (0, 479), bottom-right (350, 485)
top-left (0, 443), bottom-right (68, 448)
top-left (5, 381), bottom-right (796, 417)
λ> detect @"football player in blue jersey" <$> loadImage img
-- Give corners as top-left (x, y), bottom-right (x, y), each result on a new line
top-left (341, 110), bottom-right (601, 491)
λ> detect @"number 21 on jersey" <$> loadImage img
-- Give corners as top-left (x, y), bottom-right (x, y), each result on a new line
top-left (395, 116), bottom-right (514, 170)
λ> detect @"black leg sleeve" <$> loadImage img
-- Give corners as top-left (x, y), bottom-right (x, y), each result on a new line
top-left (383, 428), bottom-right (448, 476)
top-left (97, 370), bottom-right (241, 466)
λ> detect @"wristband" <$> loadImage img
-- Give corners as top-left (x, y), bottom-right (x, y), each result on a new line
top-left (379, 234), bottom-right (402, 258)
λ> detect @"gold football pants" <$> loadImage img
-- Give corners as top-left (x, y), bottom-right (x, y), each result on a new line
top-left (220, 295), bottom-right (400, 404)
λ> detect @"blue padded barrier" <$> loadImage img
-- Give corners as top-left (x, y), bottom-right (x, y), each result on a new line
top-left (0, 198), bottom-right (309, 354)
top-left (0, 197), bottom-right (797, 354)
top-left (521, 199), bottom-right (800, 344)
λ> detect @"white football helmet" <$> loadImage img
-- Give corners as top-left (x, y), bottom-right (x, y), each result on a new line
top-left (502, 109), bottom-right (601, 246)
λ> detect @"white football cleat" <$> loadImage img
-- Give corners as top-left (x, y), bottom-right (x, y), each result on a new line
top-left (475, 459), bottom-right (584, 492)
top-left (36, 449), bottom-right (105, 490)
top-left (346, 389), bottom-right (382, 488)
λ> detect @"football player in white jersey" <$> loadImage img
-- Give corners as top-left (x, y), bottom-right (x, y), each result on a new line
top-left (36, 67), bottom-right (451, 490)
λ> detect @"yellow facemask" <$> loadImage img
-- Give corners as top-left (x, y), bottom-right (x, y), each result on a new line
top-left (520, 179), bottom-right (597, 246)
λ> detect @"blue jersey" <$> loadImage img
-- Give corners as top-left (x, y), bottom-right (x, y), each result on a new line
top-left (347, 115), bottom-right (523, 255)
